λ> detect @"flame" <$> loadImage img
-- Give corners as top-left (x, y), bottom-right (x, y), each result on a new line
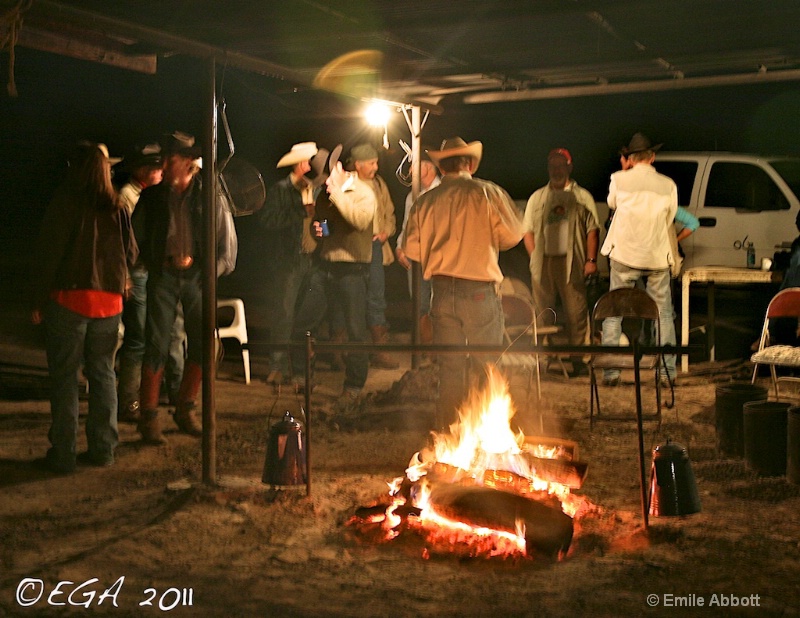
top-left (379, 366), bottom-right (585, 557)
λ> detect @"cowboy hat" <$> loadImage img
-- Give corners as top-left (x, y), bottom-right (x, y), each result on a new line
top-left (162, 131), bottom-right (202, 159)
top-left (426, 137), bottom-right (483, 171)
top-left (123, 143), bottom-right (162, 170)
top-left (620, 132), bottom-right (662, 155)
top-left (308, 147), bottom-right (330, 188)
top-left (277, 142), bottom-right (318, 168)
top-left (96, 143), bottom-right (123, 165)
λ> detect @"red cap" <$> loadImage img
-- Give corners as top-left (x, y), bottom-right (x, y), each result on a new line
top-left (548, 148), bottom-right (572, 165)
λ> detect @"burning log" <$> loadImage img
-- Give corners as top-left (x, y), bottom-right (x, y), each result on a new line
top-left (520, 455), bottom-right (589, 489)
top-left (426, 484), bottom-right (574, 557)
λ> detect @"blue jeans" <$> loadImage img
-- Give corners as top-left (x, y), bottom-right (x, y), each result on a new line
top-left (118, 269), bottom-right (185, 406)
top-left (431, 277), bottom-right (504, 427)
top-left (292, 261), bottom-right (370, 391)
top-left (268, 254), bottom-right (314, 375)
top-left (144, 266), bottom-right (202, 370)
top-left (45, 301), bottom-right (120, 468)
top-left (367, 239), bottom-right (388, 328)
top-left (119, 269), bottom-right (186, 409)
top-left (602, 260), bottom-right (676, 380)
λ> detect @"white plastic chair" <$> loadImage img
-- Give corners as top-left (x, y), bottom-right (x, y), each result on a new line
top-left (216, 298), bottom-right (251, 384)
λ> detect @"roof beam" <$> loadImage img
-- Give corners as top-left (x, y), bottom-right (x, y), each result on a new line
top-left (463, 68), bottom-right (800, 104)
top-left (27, 0), bottom-right (312, 85)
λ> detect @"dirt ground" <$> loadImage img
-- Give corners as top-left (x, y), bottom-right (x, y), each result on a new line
top-left (1, 301), bottom-right (800, 617)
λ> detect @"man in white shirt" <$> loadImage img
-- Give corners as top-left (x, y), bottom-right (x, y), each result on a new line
top-left (600, 133), bottom-right (678, 385)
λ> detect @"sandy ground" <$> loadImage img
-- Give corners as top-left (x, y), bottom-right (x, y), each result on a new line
top-left (1, 293), bottom-right (800, 617)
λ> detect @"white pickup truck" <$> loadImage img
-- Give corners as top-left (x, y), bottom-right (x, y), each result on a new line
top-left (595, 152), bottom-right (800, 272)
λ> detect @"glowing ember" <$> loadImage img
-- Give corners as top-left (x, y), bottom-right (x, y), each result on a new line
top-left (369, 366), bottom-right (588, 558)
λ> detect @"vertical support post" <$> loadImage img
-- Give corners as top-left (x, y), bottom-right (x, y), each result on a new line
top-left (201, 57), bottom-right (217, 486)
top-left (410, 105), bottom-right (422, 369)
top-left (633, 339), bottom-right (649, 529)
top-left (304, 331), bottom-right (313, 496)
top-left (708, 281), bottom-right (716, 362)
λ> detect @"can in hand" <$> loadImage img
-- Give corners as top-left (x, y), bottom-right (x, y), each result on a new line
top-left (320, 219), bottom-right (330, 237)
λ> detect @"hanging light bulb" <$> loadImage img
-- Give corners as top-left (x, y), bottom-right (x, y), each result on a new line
top-left (365, 102), bottom-right (391, 150)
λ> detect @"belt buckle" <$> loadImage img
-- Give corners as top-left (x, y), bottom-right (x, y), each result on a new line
top-left (167, 255), bottom-right (193, 271)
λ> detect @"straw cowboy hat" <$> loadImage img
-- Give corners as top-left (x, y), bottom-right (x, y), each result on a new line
top-left (277, 142), bottom-right (318, 168)
top-left (426, 137), bottom-right (483, 172)
top-left (620, 132), bottom-right (662, 156)
top-left (97, 143), bottom-right (123, 165)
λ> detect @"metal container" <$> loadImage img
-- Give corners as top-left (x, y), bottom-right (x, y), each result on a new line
top-left (649, 439), bottom-right (701, 517)
top-left (715, 382), bottom-right (768, 457)
top-left (788, 406), bottom-right (800, 485)
top-left (743, 400), bottom-right (790, 477)
top-left (262, 410), bottom-right (307, 486)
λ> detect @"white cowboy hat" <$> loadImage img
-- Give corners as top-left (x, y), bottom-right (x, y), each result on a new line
top-left (277, 142), bottom-right (318, 168)
top-left (426, 137), bottom-right (482, 172)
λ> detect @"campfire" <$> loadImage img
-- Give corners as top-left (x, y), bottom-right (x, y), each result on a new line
top-left (350, 366), bottom-right (592, 559)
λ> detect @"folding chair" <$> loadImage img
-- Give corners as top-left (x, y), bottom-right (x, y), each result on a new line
top-left (589, 287), bottom-right (672, 428)
top-left (750, 287), bottom-right (800, 400)
top-left (498, 277), bottom-right (566, 401)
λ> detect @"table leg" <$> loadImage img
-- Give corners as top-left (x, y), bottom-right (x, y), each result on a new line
top-left (708, 282), bottom-right (716, 362)
top-left (681, 273), bottom-right (690, 373)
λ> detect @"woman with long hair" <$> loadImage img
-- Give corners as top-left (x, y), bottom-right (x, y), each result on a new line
top-left (31, 141), bottom-right (138, 473)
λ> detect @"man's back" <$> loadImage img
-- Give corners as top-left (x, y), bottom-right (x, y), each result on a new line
top-left (407, 174), bottom-right (522, 282)
top-left (603, 165), bottom-right (677, 270)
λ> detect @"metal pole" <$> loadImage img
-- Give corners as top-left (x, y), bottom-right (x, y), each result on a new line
top-left (410, 105), bottom-right (422, 369)
top-left (633, 340), bottom-right (649, 529)
top-left (202, 57), bottom-right (217, 485)
top-left (304, 331), bottom-right (313, 496)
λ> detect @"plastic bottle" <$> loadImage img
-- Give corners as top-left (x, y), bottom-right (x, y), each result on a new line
top-left (746, 242), bottom-right (756, 269)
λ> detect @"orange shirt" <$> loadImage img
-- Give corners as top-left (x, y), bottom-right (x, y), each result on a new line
top-left (52, 290), bottom-right (123, 318)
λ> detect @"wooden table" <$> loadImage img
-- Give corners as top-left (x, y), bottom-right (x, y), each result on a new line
top-left (680, 266), bottom-right (781, 373)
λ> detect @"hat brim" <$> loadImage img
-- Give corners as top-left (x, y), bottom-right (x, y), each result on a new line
top-left (277, 144), bottom-right (318, 168)
top-left (308, 148), bottom-right (330, 188)
top-left (621, 143), bottom-right (662, 156)
top-left (166, 146), bottom-right (203, 159)
top-left (427, 141), bottom-right (483, 172)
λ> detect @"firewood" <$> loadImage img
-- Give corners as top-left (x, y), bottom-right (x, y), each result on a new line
top-left (426, 484), bottom-right (574, 557)
top-left (520, 455), bottom-right (589, 489)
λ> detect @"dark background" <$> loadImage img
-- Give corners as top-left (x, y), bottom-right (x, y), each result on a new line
top-left (2, 48), bottom-right (797, 358)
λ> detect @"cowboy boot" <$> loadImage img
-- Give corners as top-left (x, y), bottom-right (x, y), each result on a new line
top-left (117, 358), bottom-right (142, 423)
top-left (369, 325), bottom-right (399, 370)
top-left (172, 361), bottom-right (202, 436)
top-left (137, 365), bottom-right (165, 444)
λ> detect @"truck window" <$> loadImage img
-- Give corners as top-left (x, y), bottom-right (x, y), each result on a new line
top-left (653, 161), bottom-right (697, 206)
top-left (771, 160), bottom-right (800, 198)
top-left (705, 162), bottom-right (789, 211)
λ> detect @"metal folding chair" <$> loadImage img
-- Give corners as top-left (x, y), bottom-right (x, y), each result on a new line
top-left (750, 287), bottom-right (800, 400)
top-left (589, 287), bottom-right (671, 428)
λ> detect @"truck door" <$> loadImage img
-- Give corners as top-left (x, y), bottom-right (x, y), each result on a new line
top-left (698, 161), bottom-right (794, 267)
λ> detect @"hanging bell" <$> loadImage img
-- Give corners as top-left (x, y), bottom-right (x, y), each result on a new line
top-left (649, 439), bottom-right (701, 517)
top-left (262, 410), bottom-right (307, 487)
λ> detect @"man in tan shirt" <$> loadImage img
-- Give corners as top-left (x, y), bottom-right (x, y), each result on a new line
top-left (402, 137), bottom-right (523, 428)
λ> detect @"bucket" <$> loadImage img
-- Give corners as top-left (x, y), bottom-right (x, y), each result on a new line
top-left (715, 383), bottom-right (768, 457)
top-left (788, 406), bottom-right (800, 485)
top-left (648, 439), bottom-right (701, 517)
top-left (743, 400), bottom-right (790, 477)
